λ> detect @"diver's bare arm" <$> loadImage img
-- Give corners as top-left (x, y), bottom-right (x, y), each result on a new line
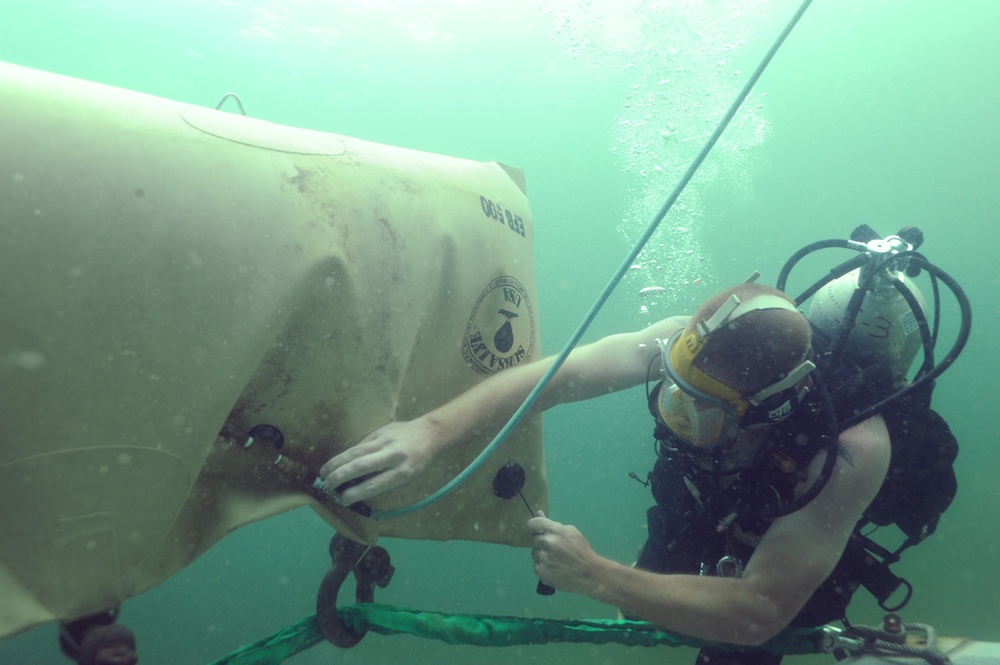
top-left (321, 316), bottom-right (685, 503)
top-left (567, 415), bottom-right (890, 644)
top-left (430, 315), bottom-right (687, 444)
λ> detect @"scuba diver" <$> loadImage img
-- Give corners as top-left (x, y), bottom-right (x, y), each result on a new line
top-left (319, 226), bottom-right (967, 663)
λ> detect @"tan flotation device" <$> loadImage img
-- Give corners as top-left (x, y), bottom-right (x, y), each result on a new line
top-left (0, 62), bottom-right (545, 637)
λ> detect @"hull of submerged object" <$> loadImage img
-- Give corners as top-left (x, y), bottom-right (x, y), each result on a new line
top-left (0, 62), bottom-right (545, 636)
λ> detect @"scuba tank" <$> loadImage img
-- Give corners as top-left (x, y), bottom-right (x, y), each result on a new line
top-left (778, 224), bottom-right (971, 429)
top-left (808, 266), bottom-right (927, 386)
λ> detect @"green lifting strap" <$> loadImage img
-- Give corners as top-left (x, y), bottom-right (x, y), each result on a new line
top-left (204, 604), bottom-right (828, 665)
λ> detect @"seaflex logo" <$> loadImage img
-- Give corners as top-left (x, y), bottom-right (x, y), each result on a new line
top-left (463, 275), bottom-right (536, 375)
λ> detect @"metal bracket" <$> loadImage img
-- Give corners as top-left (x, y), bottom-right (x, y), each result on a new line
top-left (316, 533), bottom-right (395, 648)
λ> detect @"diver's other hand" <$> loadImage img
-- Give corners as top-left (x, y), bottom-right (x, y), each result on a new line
top-left (528, 511), bottom-right (603, 596)
top-left (319, 419), bottom-right (439, 506)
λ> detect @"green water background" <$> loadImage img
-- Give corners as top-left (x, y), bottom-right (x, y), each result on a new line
top-left (2, 1), bottom-right (998, 663)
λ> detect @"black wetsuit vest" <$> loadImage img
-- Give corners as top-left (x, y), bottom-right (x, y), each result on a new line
top-left (639, 356), bottom-right (958, 625)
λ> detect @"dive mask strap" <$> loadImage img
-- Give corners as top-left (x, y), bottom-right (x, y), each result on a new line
top-left (696, 295), bottom-right (741, 340)
top-left (695, 293), bottom-right (802, 341)
top-left (748, 358), bottom-right (817, 406)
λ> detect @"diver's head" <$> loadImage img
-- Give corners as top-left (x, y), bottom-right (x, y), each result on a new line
top-left (807, 268), bottom-right (927, 384)
top-left (655, 283), bottom-right (815, 451)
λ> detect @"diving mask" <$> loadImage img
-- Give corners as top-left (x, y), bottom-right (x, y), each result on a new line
top-left (655, 294), bottom-right (816, 449)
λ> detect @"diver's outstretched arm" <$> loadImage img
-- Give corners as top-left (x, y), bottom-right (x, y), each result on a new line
top-left (528, 414), bottom-right (891, 645)
top-left (319, 316), bottom-right (687, 505)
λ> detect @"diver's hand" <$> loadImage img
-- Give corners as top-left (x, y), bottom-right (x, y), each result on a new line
top-left (319, 419), bottom-right (439, 506)
top-left (528, 511), bottom-right (604, 596)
